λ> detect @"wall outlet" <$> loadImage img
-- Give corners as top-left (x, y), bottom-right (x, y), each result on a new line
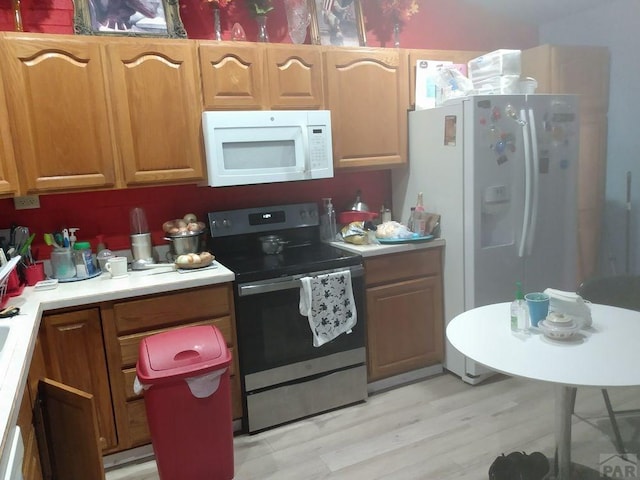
top-left (14, 195), bottom-right (40, 210)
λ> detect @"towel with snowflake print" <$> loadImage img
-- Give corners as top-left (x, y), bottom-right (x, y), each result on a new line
top-left (299, 270), bottom-right (357, 347)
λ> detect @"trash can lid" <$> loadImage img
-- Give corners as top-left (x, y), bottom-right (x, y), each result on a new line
top-left (136, 325), bottom-right (231, 383)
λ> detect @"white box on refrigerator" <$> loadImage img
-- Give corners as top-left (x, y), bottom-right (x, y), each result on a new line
top-left (468, 49), bottom-right (521, 84)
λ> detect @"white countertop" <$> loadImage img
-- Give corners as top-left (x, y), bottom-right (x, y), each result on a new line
top-left (0, 262), bottom-right (234, 459)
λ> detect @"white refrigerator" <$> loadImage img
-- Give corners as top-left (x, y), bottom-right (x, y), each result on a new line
top-left (392, 94), bottom-right (579, 384)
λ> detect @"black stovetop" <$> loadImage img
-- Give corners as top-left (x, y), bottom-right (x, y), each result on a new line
top-left (207, 202), bottom-right (361, 283)
top-left (211, 241), bottom-right (361, 284)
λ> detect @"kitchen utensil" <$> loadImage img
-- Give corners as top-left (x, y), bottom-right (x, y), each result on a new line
top-left (347, 190), bottom-right (369, 212)
top-left (50, 248), bottom-right (76, 279)
top-left (130, 207), bottom-right (149, 234)
top-left (165, 230), bottom-right (205, 260)
top-left (130, 232), bottom-right (154, 264)
top-left (259, 235), bottom-right (288, 254)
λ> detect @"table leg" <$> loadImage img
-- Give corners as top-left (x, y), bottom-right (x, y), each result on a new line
top-left (555, 385), bottom-right (576, 479)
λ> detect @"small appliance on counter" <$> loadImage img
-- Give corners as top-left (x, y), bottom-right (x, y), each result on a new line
top-left (130, 207), bottom-right (155, 269)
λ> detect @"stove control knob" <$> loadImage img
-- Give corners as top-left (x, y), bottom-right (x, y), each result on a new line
top-left (210, 219), bottom-right (217, 230)
top-left (222, 218), bottom-right (231, 228)
top-left (300, 209), bottom-right (308, 220)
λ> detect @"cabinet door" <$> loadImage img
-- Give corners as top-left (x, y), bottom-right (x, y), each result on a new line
top-left (407, 48), bottom-right (483, 108)
top-left (0, 33), bottom-right (116, 193)
top-left (521, 45), bottom-right (610, 283)
top-left (0, 67), bottom-right (20, 197)
top-left (325, 48), bottom-right (409, 169)
top-left (199, 42), bottom-right (265, 109)
top-left (40, 308), bottom-right (117, 452)
top-left (105, 40), bottom-right (205, 186)
top-left (265, 44), bottom-right (324, 109)
top-left (366, 275), bottom-right (443, 381)
top-left (34, 379), bottom-right (105, 480)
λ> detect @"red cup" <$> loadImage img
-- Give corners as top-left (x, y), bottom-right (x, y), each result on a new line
top-left (24, 262), bottom-right (46, 286)
top-left (6, 269), bottom-right (20, 291)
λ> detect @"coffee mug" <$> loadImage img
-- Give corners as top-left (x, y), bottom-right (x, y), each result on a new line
top-left (105, 257), bottom-right (128, 278)
top-left (525, 292), bottom-right (550, 327)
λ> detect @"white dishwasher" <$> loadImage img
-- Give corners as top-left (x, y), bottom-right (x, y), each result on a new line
top-left (0, 426), bottom-right (24, 480)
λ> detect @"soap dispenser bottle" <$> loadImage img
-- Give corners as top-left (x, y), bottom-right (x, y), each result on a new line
top-left (510, 281), bottom-right (528, 333)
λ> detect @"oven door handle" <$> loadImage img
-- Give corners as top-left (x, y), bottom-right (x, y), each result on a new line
top-left (238, 265), bottom-right (364, 297)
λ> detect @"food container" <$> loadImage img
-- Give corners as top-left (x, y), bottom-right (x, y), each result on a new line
top-left (259, 235), bottom-right (287, 255)
top-left (165, 230), bottom-right (205, 258)
top-left (338, 211), bottom-right (378, 224)
top-left (468, 49), bottom-right (521, 85)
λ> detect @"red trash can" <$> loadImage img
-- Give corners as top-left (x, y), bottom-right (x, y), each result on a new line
top-left (136, 325), bottom-right (234, 480)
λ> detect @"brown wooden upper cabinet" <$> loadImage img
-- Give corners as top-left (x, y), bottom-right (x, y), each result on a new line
top-left (0, 33), bottom-right (116, 194)
top-left (324, 47), bottom-right (409, 169)
top-left (0, 33), bottom-right (206, 193)
top-left (199, 42), bottom-right (324, 110)
top-left (104, 38), bottom-right (206, 186)
top-left (0, 66), bottom-right (20, 198)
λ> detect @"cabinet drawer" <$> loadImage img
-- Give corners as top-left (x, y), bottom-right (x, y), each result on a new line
top-left (365, 248), bottom-right (441, 286)
top-left (118, 316), bottom-right (232, 367)
top-left (123, 348), bottom-right (237, 401)
top-left (113, 285), bottom-right (231, 334)
top-left (125, 399), bottom-right (151, 447)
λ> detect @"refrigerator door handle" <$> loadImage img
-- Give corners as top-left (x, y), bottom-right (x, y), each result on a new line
top-left (518, 108), bottom-right (533, 258)
top-left (526, 108), bottom-right (540, 255)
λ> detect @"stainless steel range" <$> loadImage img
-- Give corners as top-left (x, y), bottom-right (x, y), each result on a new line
top-left (208, 203), bottom-right (367, 433)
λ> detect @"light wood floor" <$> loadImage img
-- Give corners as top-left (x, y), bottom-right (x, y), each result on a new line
top-left (106, 373), bottom-right (640, 479)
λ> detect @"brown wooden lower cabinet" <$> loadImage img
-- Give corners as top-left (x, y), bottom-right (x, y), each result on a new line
top-left (365, 248), bottom-right (444, 382)
top-left (22, 283), bottom-right (242, 467)
top-left (101, 284), bottom-right (242, 451)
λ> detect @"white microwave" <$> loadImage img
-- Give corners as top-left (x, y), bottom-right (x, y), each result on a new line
top-left (202, 110), bottom-right (334, 187)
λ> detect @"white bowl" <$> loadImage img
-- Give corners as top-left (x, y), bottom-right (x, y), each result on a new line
top-left (538, 319), bottom-right (581, 340)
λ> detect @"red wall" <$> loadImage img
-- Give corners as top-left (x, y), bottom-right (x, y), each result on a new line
top-left (0, 0), bottom-right (537, 257)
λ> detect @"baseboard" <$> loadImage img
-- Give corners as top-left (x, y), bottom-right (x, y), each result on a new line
top-left (367, 364), bottom-right (444, 395)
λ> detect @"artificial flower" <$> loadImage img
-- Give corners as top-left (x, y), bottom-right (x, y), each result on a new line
top-left (202, 0), bottom-right (235, 7)
top-left (378, 0), bottom-right (419, 24)
top-left (245, 0), bottom-right (274, 16)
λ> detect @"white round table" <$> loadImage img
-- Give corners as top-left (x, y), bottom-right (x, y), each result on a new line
top-left (447, 302), bottom-right (640, 479)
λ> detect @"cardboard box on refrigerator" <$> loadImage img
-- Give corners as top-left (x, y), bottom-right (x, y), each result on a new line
top-left (415, 60), bottom-right (468, 110)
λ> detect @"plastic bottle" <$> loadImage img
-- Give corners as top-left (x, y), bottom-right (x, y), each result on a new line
top-left (407, 207), bottom-right (416, 232)
top-left (510, 281), bottom-right (529, 333)
top-left (321, 198), bottom-right (337, 242)
top-left (415, 192), bottom-right (425, 212)
top-left (73, 241), bottom-right (97, 278)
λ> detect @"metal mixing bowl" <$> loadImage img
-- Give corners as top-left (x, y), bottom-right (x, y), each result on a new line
top-left (165, 230), bottom-right (205, 258)
top-left (259, 235), bottom-right (287, 255)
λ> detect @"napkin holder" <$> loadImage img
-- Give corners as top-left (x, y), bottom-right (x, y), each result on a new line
top-left (543, 288), bottom-right (592, 328)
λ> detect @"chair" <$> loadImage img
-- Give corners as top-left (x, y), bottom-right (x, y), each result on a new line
top-left (573, 275), bottom-right (640, 455)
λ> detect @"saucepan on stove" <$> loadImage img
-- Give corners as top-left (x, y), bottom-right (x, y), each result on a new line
top-left (259, 235), bottom-right (288, 255)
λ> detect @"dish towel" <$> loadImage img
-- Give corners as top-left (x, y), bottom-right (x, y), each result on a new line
top-left (299, 270), bottom-right (357, 347)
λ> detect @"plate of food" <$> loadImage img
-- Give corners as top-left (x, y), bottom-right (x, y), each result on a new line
top-left (377, 234), bottom-right (434, 244)
top-left (174, 252), bottom-right (215, 270)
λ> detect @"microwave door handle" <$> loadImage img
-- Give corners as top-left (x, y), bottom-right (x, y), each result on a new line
top-left (300, 124), bottom-right (310, 177)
